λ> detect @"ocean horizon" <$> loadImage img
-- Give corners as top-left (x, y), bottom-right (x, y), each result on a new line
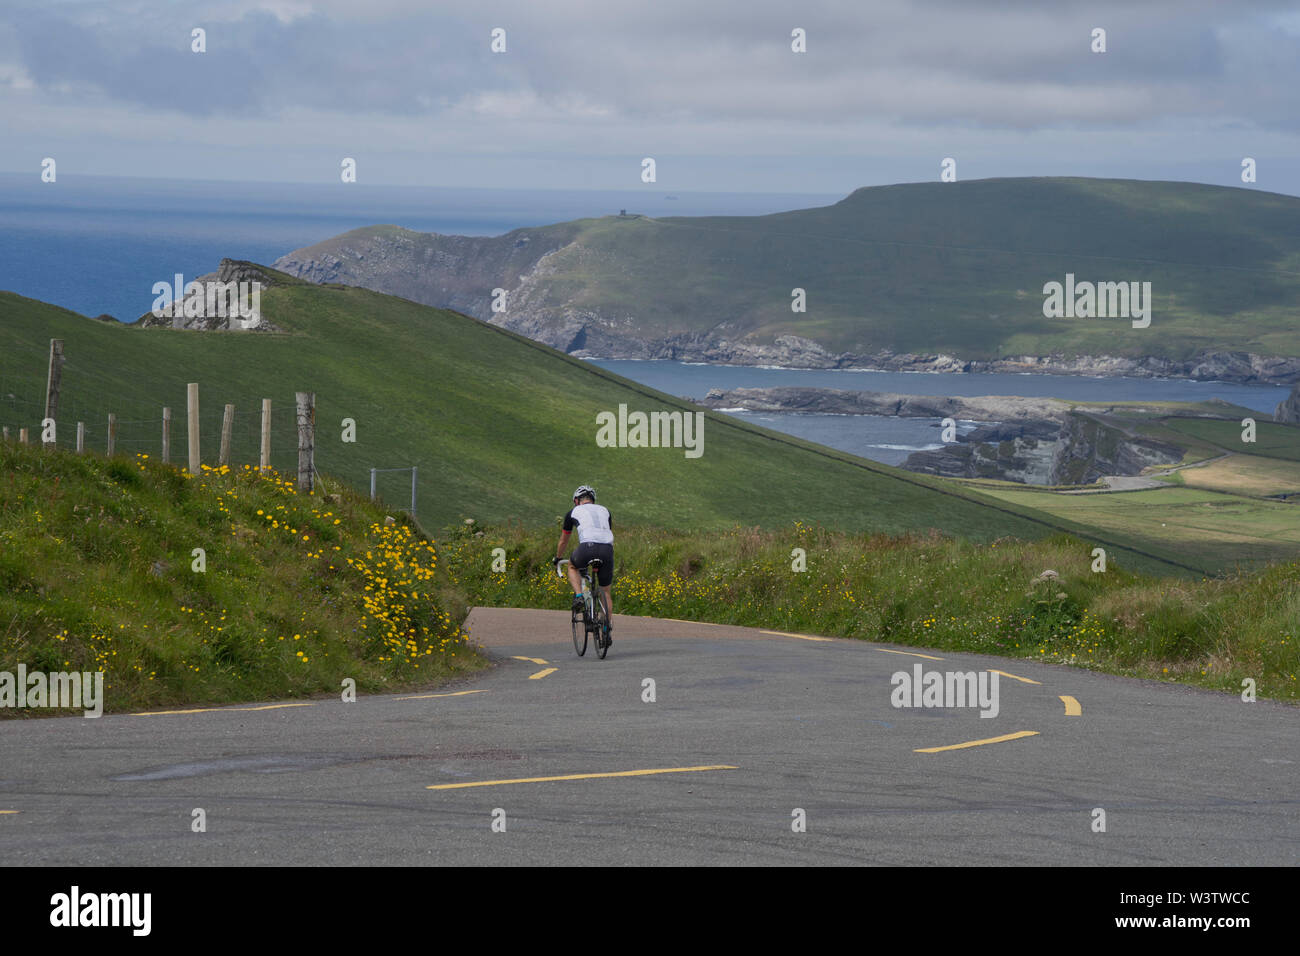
top-left (0, 173), bottom-right (839, 322)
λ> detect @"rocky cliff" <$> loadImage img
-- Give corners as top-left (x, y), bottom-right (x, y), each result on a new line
top-left (1047, 413), bottom-right (1184, 485)
top-left (134, 259), bottom-right (284, 332)
top-left (1276, 383), bottom-right (1300, 424)
top-left (904, 420), bottom-right (1064, 484)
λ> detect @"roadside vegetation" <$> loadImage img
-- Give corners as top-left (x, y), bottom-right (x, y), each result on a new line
top-left (0, 440), bottom-right (481, 717)
top-left (441, 520), bottom-right (1299, 702)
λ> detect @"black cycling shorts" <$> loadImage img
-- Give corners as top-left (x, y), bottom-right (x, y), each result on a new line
top-left (570, 542), bottom-right (614, 587)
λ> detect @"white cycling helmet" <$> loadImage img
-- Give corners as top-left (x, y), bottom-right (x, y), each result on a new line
top-left (572, 485), bottom-right (596, 502)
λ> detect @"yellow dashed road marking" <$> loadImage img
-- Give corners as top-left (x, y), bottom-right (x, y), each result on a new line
top-left (395, 690), bottom-right (489, 701)
top-left (1060, 695), bottom-right (1082, 716)
top-left (760, 630), bottom-right (834, 642)
top-left (0, 810), bottom-right (19, 815)
top-left (875, 648), bottom-right (943, 660)
top-left (990, 669), bottom-right (1041, 685)
top-left (132, 701), bottom-right (317, 717)
top-left (427, 765), bottom-right (738, 790)
top-left (915, 730), bottom-right (1039, 753)
top-left (528, 667), bottom-right (558, 680)
top-left (512, 656), bottom-right (548, 665)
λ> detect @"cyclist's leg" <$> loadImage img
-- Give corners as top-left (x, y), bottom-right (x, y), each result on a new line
top-left (569, 544), bottom-right (595, 613)
top-left (595, 545), bottom-right (614, 638)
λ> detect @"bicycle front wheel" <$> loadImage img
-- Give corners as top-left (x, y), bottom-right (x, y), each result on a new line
top-left (571, 606), bottom-right (587, 656)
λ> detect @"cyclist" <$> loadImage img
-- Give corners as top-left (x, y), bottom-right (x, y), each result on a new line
top-left (553, 484), bottom-right (615, 644)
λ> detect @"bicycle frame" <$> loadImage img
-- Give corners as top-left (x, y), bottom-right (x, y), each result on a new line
top-left (556, 558), bottom-right (607, 615)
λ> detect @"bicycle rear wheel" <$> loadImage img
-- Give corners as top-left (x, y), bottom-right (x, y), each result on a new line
top-left (593, 589), bottom-right (610, 659)
top-left (571, 604), bottom-right (587, 656)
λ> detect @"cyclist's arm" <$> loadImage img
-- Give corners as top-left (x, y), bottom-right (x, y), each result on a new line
top-left (557, 507), bottom-right (579, 560)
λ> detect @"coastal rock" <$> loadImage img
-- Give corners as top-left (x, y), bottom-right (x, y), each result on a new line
top-left (135, 259), bottom-right (284, 331)
top-left (904, 420), bottom-right (1063, 484)
top-left (1275, 383), bottom-right (1300, 424)
top-left (699, 387), bottom-right (1194, 486)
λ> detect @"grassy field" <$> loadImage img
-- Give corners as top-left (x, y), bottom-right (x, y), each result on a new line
top-left (0, 278), bottom-right (1211, 577)
top-left (977, 484), bottom-right (1300, 571)
top-left (440, 521), bottom-right (1300, 702)
top-left (1161, 416), bottom-right (1300, 461)
top-left (1161, 454), bottom-right (1300, 497)
top-left (0, 439), bottom-right (482, 715)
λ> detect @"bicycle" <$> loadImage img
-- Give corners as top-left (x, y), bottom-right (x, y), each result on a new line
top-left (556, 558), bottom-right (611, 659)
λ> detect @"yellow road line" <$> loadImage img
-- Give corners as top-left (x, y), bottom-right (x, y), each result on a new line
top-left (131, 701), bottom-right (317, 717)
top-left (395, 690), bottom-right (489, 701)
top-left (1059, 695), bottom-right (1082, 716)
top-left (760, 630), bottom-right (834, 642)
top-left (511, 656), bottom-right (549, 665)
top-left (0, 810), bottom-right (19, 815)
top-left (427, 764), bottom-right (737, 791)
top-left (915, 730), bottom-right (1039, 753)
top-left (990, 669), bottom-right (1041, 685)
top-left (528, 667), bottom-right (558, 680)
top-left (875, 647), bottom-right (943, 660)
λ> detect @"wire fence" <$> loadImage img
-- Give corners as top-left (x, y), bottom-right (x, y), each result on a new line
top-left (0, 342), bottom-right (423, 516)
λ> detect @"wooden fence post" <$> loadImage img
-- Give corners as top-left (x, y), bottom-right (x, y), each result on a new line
top-left (18, 428), bottom-right (28, 445)
top-left (219, 403), bottom-right (234, 467)
top-left (2, 426), bottom-right (8, 441)
top-left (76, 422), bottom-right (85, 454)
top-left (107, 414), bottom-right (116, 455)
top-left (295, 392), bottom-right (315, 493)
top-left (187, 383), bottom-right (200, 473)
top-left (44, 338), bottom-right (64, 449)
top-left (161, 407), bottom-right (171, 463)
top-left (260, 399), bottom-right (272, 472)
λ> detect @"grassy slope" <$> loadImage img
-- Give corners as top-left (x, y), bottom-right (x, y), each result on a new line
top-left (320, 177), bottom-right (1300, 361)
top-left (611, 178), bottom-right (1300, 357)
top-left (1161, 416), bottom-right (1300, 461)
top-left (0, 283), bottom-right (1208, 577)
top-left (0, 440), bottom-right (480, 715)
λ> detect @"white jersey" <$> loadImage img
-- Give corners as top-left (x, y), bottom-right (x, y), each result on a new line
top-left (565, 502), bottom-right (614, 544)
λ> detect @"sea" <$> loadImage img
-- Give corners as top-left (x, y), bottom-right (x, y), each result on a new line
top-left (1, 174), bottom-right (1288, 465)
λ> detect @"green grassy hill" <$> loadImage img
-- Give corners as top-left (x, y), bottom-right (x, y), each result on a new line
top-left (0, 439), bottom-right (480, 715)
top-left (0, 275), bottom-right (1209, 576)
top-left (275, 177), bottom-right (1300, 364)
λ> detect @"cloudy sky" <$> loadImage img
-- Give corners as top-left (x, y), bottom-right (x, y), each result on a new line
top-left (3, 0), bottom-right (1299, 195)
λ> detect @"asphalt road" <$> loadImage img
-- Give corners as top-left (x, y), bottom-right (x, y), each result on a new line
top-left (1, 608), bottom-right (1296, 865)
